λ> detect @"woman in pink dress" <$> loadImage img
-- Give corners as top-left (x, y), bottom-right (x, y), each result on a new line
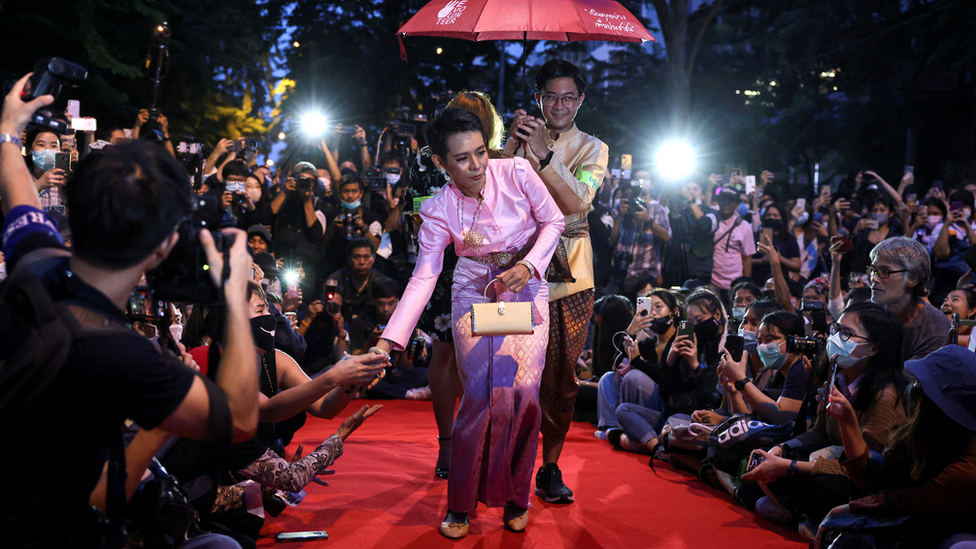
top-left (375, 108), bottom-right (564, 538)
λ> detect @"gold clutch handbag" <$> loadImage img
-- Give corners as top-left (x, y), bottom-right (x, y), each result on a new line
top-left (471, 279), bottom-right (534, 337)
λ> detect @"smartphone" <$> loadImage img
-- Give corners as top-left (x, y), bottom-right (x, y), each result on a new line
top-left (951, 201), bottom-right (965, 213)
top-left (831, 235), bottom-right (854, 253)
top-left (906, 193), bottom-right (917, 207)
top-left (866, 219), bottom-right (879, 230)
top-left (276, 531), bottom-right (329, 541)
top-left (933, 180), bottom-right (944, 191)
top-left (55, 152), bottom-right (71, 173)
top-left (745, 449), bottom-right (765, 473)
top-left (813, 212), bottom-right (824, 225)
top-left (620, 154), bottom-right (632, 172)
top-left (744, 175), bottom-right (756, 195)
top-left (636, 297), bottom-right (652, 318)
top-left (67, 99), bottom-right (80, 118)
top-left (677, 320), bottom-right (694, 339)
top-left (725, 335), bottom-right (745, 362)
top-left (904, 165), bottom-right (914, 175)
top-left (796, 198), bottom-right (806, 211)
top-left (761, 227), bottom-right (774, 243)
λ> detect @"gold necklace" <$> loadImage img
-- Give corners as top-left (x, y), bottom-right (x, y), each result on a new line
top-left (458, 192), bottom-right (485, 250)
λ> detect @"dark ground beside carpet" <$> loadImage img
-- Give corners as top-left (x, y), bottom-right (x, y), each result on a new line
top-left (255, 399), bottom-right (806, 548)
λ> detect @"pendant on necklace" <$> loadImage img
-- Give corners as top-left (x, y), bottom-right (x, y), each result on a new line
top-left (464, 229), bottom-right (485, 250)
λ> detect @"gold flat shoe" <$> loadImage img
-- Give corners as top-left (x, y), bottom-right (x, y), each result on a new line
top-left (503, 506), bottom-right (529, 533)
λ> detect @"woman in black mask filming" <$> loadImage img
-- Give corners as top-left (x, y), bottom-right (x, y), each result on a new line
top-left (599, 289), bottom-right (725, 455)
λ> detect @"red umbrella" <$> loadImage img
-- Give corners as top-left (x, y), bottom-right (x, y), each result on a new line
top-left (398, 0), bottom-right (654, 44)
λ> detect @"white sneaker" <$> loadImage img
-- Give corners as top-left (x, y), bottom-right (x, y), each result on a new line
top-left (755, 496), bottom-right (791, 523)
top-left (405, 386), bottom-right (432, 400)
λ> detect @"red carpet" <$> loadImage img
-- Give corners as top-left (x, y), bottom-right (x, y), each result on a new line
top-left (256, 400), bottom-right (806, 548)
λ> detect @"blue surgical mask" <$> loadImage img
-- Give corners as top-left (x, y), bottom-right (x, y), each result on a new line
top-left (796, 212), bottom-right (810, 225)
top-left (226, 181), bottom-right (245, 193)
top-left (757, 341), bottom-right (787, 370)
top-left (826, 332), bottom-right (874, 370)
top-left (739, 329), bottom-right (759, 355)
top-left (385, 173), bottom-right (401, 185)
top-left (736, 203), bottom-right (749, 218)
top-left (342, 199), bottom-right (361, 210)
top-left (32, 149), bottom-right (57, 172)
top-left (731, 307), bottom-right (747, 321)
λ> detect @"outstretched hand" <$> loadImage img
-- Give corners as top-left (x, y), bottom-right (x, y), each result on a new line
top-left (336, 404), bottom-right (383, 440)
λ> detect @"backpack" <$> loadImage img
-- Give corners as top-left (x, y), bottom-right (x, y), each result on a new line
top-left (702, 413), bottom-right (795, 474)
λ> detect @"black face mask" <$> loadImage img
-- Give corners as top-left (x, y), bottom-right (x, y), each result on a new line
top-left (250, 314), bottom-right (276, 353)
top-left (762, 218), bottom-right (782, 232)
top-left (694, 317), bottom-right (721, 343)
top-left (650, 316), bottom-right (673, 334)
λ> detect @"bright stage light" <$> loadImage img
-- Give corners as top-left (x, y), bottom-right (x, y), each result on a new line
top-left (300, 112), bottom-right (329, 137)
top-left (655, 141), bottom-right (695, 180)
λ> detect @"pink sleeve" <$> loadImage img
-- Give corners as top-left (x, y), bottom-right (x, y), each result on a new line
top-left (380, 200), bottom-right (452, 350)
top-left (516, 158), bottom-right (565, 279)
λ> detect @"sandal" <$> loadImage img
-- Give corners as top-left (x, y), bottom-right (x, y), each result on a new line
top-left (435, 436), bottom-right (450, 479)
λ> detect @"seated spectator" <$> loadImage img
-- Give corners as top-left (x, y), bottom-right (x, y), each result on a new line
top-left (719, 311), bottom-right (810, 425)
top-left (596, 290), bottom-right (681, 438)
top-left (850, 194), bottom-right (903, 273)
top-left (692, 299), bottom-right (782, 425)
top-left (607, 289), bottom-right (725, 454)
top-left (909, 197), bottom-right (946, 253)
top-left (822, 345), bottom-right (976, 548)
top-left (347, 279), bottom-right (430, 400)
top-left (730, 279), bottom-right (762, 325)
top-left (932, 189), bottom-right (976, 301)
top-left (324, 238), bottom-right (393, 324)
top-left (740, 303), bottom-right (908, 539)
top-left (868, 237), bottom-right (949, 361)
top-left (941, 288), bottom-right (976, 348)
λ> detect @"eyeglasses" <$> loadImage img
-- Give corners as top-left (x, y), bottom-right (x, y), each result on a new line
top-left (866, 265), bottom-right (909, 280)
top-left (540, 94), bottom-right (579, 107)
top-left (829, 323), bottom-right (871, 342)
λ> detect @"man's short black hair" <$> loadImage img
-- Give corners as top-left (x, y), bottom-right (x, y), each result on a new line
top-left (378, 153), bottom-right (404, 168)
top-left (348, 237), bottom-right (375, 256)
top-left (339, 173), bottom-right (363, 191)
top-left (535, 59), bottom-right (587, 95)
top-left (65, 141), bottom-right (192, 268)
top-left (222, 160), bottom-right (250, 180)
top-left (372, 278), bottom-right (400, 301)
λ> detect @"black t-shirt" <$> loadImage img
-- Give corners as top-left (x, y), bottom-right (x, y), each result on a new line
top-left (1, 206), bottom-right (198, 547)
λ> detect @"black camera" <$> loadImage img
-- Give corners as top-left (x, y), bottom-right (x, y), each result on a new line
top-left (786, 333), bottom-right (826, 356)
top-left (146, 195), bottom-right (235, 304)
top-left (364, 167), bottom-right (388, 192)
top-left (295, 175), bottom-right (315, 193)
top-left (227, 138), bottom-right (259, 153)
top-left (407, 335), bottom-right (426, 362)
top-left (21, 57), bottom-right (88, 134)
top-left (323, 282), bottom-right (340, 316)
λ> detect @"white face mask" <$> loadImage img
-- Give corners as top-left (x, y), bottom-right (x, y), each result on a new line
top-left (169, 323), bottom-right (184, 343)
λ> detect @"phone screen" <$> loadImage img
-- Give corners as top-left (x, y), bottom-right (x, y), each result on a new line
top-left (725, 335), bottom-right (745, 362)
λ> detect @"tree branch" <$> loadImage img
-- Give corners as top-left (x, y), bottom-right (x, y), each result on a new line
top-left (686, 0), bottom-right (728, 75)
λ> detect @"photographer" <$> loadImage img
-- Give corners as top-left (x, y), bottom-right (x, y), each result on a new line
top-left (133, 107), bottom-right (176, 157)
top-left (219, 160), bottom-right (257, 228)
top-left (0, 74), bottom-right (259, 546)
top-left (269, 161), bottom-right (328, 292)
top-left (608, 185), bottom-right (671, 293)
top-left (718, 311), bottom-right (810, 426)
top-left (664, 180), bottom-right (720, 286)
top-left (323, 173), bottom-right (383, 274)
top-left (324, 238), bottom-right (392, 324)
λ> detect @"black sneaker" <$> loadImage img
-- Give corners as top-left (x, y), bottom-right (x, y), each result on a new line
top-left (535, 463), bottom-right (574, 503)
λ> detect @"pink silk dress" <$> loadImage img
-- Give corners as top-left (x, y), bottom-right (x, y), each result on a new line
top-left (382, 157), bottom-right (564, 512)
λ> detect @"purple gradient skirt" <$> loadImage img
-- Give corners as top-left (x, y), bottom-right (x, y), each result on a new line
top-left (448, 257), bottom-right (549, 512)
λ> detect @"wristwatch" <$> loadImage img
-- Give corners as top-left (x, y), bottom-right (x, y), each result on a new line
top-left (733, 378), bottom-right (750, 392)
top-left (537, 150), bottom-right (554, 170)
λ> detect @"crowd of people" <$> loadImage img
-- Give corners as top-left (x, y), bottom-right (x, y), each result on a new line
top-left (2, 54), bottom-right (976, 549)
